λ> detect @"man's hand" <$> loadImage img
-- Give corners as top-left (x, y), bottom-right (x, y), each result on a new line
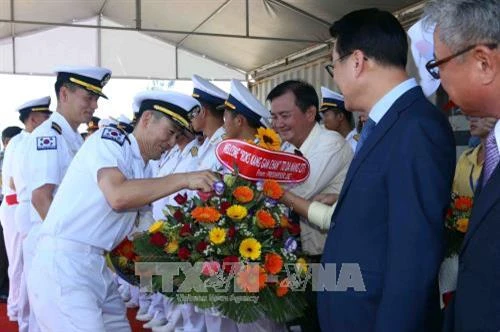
top-left (312, 193), bottom-right (339, 205)
top-left (186, 170), bottom-right (219, 192)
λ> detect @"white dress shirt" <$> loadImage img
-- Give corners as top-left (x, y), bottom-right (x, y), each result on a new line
top-left (285, 123), bottom-right (353, 255)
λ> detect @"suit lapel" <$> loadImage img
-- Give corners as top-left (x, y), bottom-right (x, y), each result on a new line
top-left (333, 87), bottom-right (423, 217)
top-left (461, 164), bottom-right (500, 253)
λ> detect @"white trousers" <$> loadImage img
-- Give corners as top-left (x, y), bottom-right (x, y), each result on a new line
top-left (0, 200), bottom-right (21, 320)
top-left (19, 223), bottom-right (42, 332)
top-left (15, 201), bottom-right (39, 332)
top-left (27, 237), bottom-right (131, 332)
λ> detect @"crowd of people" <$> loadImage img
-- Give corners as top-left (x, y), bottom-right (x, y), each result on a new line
top-left (0, 0), bottom-right (498, 331)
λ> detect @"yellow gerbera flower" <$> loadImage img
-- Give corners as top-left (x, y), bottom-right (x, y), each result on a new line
top-left (256, 127), bottom-right (281, 151)
top-left (296, 257), bottom-right (308, 275)
top-left (209, 227), bottom-right (226, 245)
top-left (239, 238), bottom-right (262, 260)
top-left (148, 220), bottom-right (164, 234)
top-left (226, 205), bottom-right (248, 220)
top-left (456, 218), bottom-right (469, 233)
top-left (165, 240), bottom-right (179, 254)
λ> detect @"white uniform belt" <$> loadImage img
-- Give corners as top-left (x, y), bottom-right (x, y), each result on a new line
top-left (38, 235), bottom-right (104, 255)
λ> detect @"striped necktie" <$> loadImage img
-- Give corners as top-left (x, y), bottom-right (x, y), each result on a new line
top-left (355, 118), bottom-right (376, 156)
top-left (482, 129), bottom-right (499, 188)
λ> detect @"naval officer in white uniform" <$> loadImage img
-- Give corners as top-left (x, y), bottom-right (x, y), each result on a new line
top-left (190, 75), bottom-right (228, 172)
top-left (320, 86), bottom-right (359, 153)
top-left (23, 66), bottom-right (112, 332)
top-left (9, 97), bottom-right (52, 327)
top-left (1, 97), bottom-right (51, 323)
top-left (27, 90), bottom-right (218, 332)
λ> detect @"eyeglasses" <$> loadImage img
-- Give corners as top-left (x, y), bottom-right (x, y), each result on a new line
top-left (426, 43), bottom-right (497, 79)
top-left (325, 52), bottom-right (353, 78)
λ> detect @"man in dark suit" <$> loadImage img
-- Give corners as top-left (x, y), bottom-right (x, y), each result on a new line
top-left (423, 1), bottom-right (500, 330)
top-left (317, 8), bottom-right (456, 331)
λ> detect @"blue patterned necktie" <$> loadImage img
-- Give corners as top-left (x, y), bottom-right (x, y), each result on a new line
top-left (355, 118), bottom-right (376, 156)
top-left (482, 129), bottom-right (499, 188)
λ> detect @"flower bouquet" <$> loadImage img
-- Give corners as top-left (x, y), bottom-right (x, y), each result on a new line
top-left (129, 174), bottom-right (308, 323)
top-left (444, 193), bottom-right (473, 257)
top-left (439, 193), bottom-right (473, 308)
top-left (110, 129), bottom-right (311, 324)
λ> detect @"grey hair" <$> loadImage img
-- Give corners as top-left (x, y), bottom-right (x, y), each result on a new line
top-left (423, 0), bottom-right (500, 52)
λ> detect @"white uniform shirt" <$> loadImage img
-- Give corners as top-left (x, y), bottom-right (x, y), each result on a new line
top-left (284, 123), bottom-right (353, 255)
top-left (26, 112), bottom-right (84, 223)
top-left (345, 128), bottom-right (359, 153)
top-left (196, 126), bottom-right (225, 172)
top-left (11, 131), bottom-right (32, 202)
top-left (11, 131), bottom-right (34, 233)
top-left (1, 133), bottom-right (24, 198)
top-left (38, 127), bottom-right (152, 251)
top-left (156, 145), bottom-right (182, 178)
top-left (152, 138), bottom-right (200, 220)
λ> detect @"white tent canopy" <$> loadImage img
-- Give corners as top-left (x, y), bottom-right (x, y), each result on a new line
top-left (0, 0), bottom-right (424, 80)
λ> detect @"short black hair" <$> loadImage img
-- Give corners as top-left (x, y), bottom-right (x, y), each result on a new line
top-left (200, 101), bottom-right (224, 120)
top-left (19, 111), bottom-right (30, 124)
top-left (54, 81), bottom-right (79, 100)
top-left (325, 107), bottom-right (354, 129)
top-left (266, 80), bottom-right (320, 121)
top-left (330, 8), bottom-right (408, 69)
top-left (2, 126), bottom-right (22, 145)
top-left (227, 110), bottom-right (261, 130)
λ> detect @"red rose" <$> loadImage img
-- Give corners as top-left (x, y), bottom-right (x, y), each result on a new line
top-left (174, 193), bottom-right (188, 205)
top-left (179, 223), bottom-right (192, 237)
top-left (196, 241), bottom-right (208, 253)
top-left (149, 232), bottom-right (168, 247)
top-left (220, 201), bottom-right (231, 215)
top-left (288, 223), bottom-right (301, 236)
top-left (445, 208), bottom-right (453, 219)
top-left (197, 191), bottom-right (214, 202)
top-left (178, 247), bottom-right (191, 260)
top-left (227, 225), bottom-right (236, 239)
top-left (222, 256), bottom-right (240, 274)
top-left (173, 209), bottom-right (184, 222)
top-left (273, 227), bottom-right (284, 239)
top-left (115, 238), bottom-right (137, 261)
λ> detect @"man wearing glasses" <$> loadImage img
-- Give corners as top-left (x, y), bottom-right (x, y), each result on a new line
top-left (318, 8), bottom-right (456, 331)
top-left (424, 1), bottom-right (500, 330)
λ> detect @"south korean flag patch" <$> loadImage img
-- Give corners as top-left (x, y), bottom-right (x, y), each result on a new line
top-left (101, 127), bottom-right (126, 146)
top-left (36, 136), bottom-right (57, 150)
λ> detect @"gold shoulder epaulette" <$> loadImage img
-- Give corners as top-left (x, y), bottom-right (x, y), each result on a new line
top-left (51, 122), bottom-right (62, 135)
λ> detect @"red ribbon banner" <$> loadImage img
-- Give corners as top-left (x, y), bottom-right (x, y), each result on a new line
top-left (215, 139), bottom-right (310, 183)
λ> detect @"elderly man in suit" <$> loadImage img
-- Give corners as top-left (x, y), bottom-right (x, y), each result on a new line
top-left (423, 1), bottom-right (500, 330)
top-left (317, 8), bottom-right (456, 331)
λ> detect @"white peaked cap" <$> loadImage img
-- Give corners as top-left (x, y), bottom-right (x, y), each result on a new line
top-left (225, 79), bottom-right (271, 128)
top-left (192, 74), bottom-right (228, 106)
top-left (133, 90), bottom-right (201, 130)
top-left (54, 65), bottom-right (112, 99)
top-left (16, 96), bottom-right (51, 113)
